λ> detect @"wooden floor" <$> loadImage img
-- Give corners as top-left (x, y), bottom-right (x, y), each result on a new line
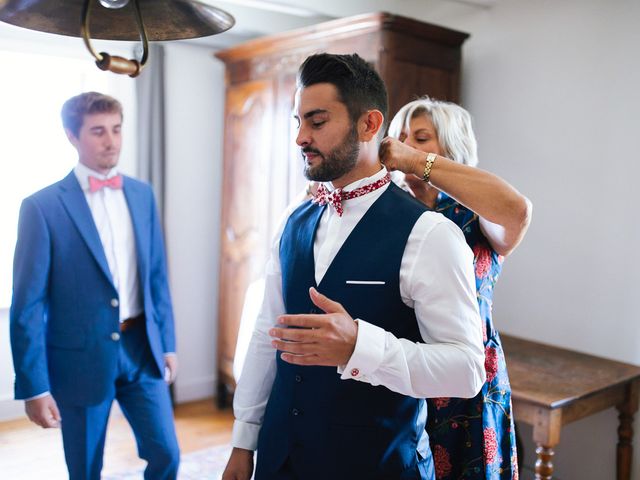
top-left (0, 398), bottom-right (234, 479)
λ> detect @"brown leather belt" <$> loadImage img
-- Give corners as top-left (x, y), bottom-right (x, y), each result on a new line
top-left (120, 312), bottom-right (145, 332)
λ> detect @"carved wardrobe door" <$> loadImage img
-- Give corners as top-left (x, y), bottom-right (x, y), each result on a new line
top-left (218, 80), bottom-right (275, 396)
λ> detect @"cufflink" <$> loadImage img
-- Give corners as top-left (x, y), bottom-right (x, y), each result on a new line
top-left (351, 368), bottom-right (360, 377)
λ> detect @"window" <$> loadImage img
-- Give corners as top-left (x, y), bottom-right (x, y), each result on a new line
top-left (0, 47), bottom-right (137, 308)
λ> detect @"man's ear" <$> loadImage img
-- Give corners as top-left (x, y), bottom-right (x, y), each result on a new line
top-left (358, 109), bottom-right (384, 142)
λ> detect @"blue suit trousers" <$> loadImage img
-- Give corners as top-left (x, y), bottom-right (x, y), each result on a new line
top-left (57, 323), bottom-right (179, 480)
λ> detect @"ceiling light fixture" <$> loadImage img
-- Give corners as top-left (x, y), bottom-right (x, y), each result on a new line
top-left (0, 0), bottom-right (235, 77)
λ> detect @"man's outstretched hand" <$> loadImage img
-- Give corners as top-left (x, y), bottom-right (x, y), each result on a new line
top-left (269, 287), bottom-right (358, 366)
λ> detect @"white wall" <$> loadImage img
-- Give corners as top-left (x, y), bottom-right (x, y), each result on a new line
top-left (412, 0), bottom-right (640, 478)
top-left (163, 42), bottom-right (227, 404)
top-left (0, 310), bottom-right (24, 421)
top-left (458, 0), bottom-right (640, 364)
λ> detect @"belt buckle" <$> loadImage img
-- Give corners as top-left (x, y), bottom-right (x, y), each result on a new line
top-left (120, 314), bottom-right (142, 333)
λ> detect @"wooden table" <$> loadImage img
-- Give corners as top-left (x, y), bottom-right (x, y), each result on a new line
top-left (502, 334), bottom-right (640, 480)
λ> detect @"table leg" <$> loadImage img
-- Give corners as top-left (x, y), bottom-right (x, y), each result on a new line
top-left (617, 380), bottom-right (639, 480)
top-left (535, 444), bottom-right (554, 480)
top-left (532, 408), bottom-right (561, 480)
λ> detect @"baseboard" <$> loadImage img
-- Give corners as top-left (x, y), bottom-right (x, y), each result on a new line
top-left (174, 374), bottom-right (217, 404)
top-left (0, 374), bottom-right (220, 421)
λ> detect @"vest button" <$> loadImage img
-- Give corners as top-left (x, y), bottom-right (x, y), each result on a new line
top-left (291, 408), bottom-right (301, 416)
top-left (111, 332), bottom-right (121, 341)
top-left (295, 374), bottom-right (302, 383)
top-left (351, 368), bottom-right (360, 377)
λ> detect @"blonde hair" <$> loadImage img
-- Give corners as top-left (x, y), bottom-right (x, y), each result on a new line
top-left (388, 97), bottom-right (478, 167)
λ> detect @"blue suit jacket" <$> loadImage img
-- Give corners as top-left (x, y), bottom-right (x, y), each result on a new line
top-left (10, 171), bottom-right (176, 406)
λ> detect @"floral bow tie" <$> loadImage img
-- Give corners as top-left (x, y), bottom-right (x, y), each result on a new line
top-left (312, 172), bottom-right (391, 217)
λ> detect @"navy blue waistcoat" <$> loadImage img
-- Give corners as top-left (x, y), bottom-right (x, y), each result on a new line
top-left (256, 182), bottom-right (435, 480)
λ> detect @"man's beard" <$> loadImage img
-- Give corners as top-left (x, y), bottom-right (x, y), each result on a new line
top-left (302, 125), bottom-right (360, 182)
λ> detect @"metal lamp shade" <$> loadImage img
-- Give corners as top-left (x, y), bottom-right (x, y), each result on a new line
top-left (0, 0), bottom-right (235, 40)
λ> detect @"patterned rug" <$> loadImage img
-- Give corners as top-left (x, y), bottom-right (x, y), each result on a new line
top-left (104, 444), bottom-right (233, 480)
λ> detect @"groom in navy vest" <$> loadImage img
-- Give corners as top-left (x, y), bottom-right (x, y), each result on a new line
top-left (10, 92), bottom-right (180, 479)
top-left (222, 54), bottom-right (486, 480)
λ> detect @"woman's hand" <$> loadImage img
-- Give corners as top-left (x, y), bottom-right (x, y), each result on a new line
top-left (379, 137), bottom-right (426, 176)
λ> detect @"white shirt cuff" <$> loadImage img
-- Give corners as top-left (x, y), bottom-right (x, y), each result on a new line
top-left (339, 319), bottom-right (386, 382)
top-left (164, 352), bottom-right (176, 357)
top-left (25, 391), bottom-right (50, 401)
top-left (231, 420), bottom-right (261, 451)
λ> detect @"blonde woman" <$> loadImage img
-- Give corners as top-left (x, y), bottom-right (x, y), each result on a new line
top-left (379, 97), bottom-right (532, 480)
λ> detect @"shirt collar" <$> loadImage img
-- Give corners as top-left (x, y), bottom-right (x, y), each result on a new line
top-left (325, 165), bottom-right (388, 193)
top-left (74, 162), bottom-right (119, 192)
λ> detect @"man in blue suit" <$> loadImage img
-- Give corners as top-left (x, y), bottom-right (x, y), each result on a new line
top-left (10, 92), bottom-right (180, 480)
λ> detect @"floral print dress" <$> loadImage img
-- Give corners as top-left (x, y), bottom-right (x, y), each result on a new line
top-left (427, 193), bottom-right (518, 480)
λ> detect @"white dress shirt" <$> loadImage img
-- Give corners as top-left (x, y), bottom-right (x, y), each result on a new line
top-left (74, 163), bottom-right (142, 321)
top-left (231, 166), bottom-right (485, 451)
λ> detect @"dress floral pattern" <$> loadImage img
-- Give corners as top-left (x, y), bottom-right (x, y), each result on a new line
top-left (427, 193), bottom-right (518, 480)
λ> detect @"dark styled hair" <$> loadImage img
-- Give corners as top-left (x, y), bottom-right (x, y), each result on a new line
top-left (297, 53), bottom-right (388, 130)
top-left (61, 91), bottom-right (123, 137)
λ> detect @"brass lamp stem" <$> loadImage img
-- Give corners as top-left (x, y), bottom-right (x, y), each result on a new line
top-left (81, 0), bottom-right (149, 77)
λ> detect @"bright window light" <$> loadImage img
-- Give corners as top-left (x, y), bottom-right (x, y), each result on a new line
top-left (0, 49), bottom-right (136, 308)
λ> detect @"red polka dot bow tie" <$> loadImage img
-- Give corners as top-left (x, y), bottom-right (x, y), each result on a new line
top-left (312, 172), bottom-right (391, 217)
top-left (88, 175), bottom-right (123, 193)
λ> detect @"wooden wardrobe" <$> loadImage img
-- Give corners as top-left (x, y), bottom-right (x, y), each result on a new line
top-left (214, 12), bottom-right (469, 406)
